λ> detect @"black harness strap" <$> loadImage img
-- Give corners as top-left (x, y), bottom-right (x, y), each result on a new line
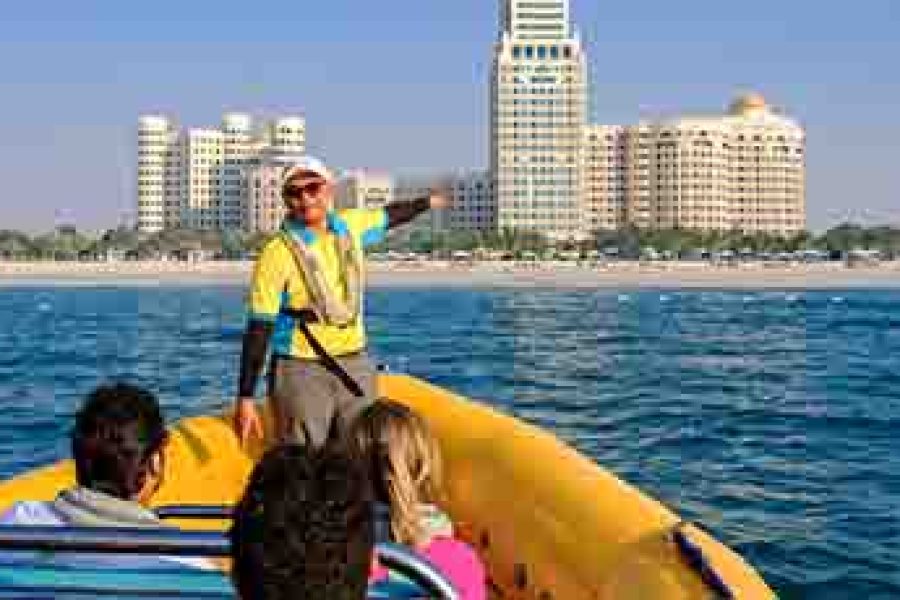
top-left (279, 307), bottom-right (320, 322)
top-left (295, 320), bottom-right (365, 397)
top-left (276, 306), bottom-right (365, 398)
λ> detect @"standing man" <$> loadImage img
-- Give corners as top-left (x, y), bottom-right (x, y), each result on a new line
top-left (235, 156), bottom-right (446, 447)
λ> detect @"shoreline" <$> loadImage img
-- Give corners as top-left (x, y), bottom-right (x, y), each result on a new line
top-left (1, 260), bottom-right (900, 290)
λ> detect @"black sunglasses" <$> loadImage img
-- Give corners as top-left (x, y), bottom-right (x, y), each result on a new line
top-left (283, 181), bottom-right (327, 199)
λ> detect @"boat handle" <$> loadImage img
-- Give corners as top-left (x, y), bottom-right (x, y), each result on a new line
top-left (672, 521), bottom-right (735, 599)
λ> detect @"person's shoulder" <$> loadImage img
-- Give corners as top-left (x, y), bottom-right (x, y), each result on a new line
top-left (424, 537), bottom-right (482, 563)
top-left (421, 537), bottom-right (486, 599)
top-left (260, 232), bottom-right (286, 252)
top-left (421, 537), bottom-right (484, 576)
top-left (336, 208), bottom-right (366, 219)
top-left (256, 233), bottom-right (291, 262)
top-left (335, 208), bottom-right (362, 227)
top-left (0, 500), bottom-right (62, 526)
top-left (338, 208), bottom-right (384, 229)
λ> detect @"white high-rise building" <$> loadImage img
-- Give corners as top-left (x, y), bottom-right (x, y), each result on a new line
top-left (137, 116), bottom-right (181, 233)
top-left (266, 116), bottom-right (306, 156)
top-left (491, 0), bottom-right (588, 242)
top-left (583, 94), bottom-right (806, 235)
top-left (723, 94), bottom-right (805, 235)
top-left (219, 113), bottom-right (255, 230)
top-left (500, 0), bottom-right (571, 40)
top-left (243, 118), bottom-right (307, 234)
top-left (245, 153), bottom-right (307, 234)
top-left (182, 127), bottom-right (223, 230)
top-left (584, 125), bottom-right (628, 231)
top-left (136, 113), bottom-right (305, 233)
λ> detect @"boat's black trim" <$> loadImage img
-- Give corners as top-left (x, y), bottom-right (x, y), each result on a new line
top-left (672, 522), bottom-right (735, 599)
top-left (154, 505), bottom-right (233, 520)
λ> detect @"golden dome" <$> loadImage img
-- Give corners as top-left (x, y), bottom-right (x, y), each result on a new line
top-left (729, 93), bottom-right (768, 115)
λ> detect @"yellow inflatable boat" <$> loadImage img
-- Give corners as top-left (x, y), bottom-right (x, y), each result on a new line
top-left (0, 375), bottom-right (773, 598)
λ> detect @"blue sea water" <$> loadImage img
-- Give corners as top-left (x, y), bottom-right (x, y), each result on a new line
top-left (0, 285), bottom-right (898, 598)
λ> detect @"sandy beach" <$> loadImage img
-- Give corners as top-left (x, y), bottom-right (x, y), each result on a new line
top-left (2, 259), bottom-right (900, 289)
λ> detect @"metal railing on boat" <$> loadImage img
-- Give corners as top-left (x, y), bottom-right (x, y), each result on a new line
top-left (0, 523), bottom-right (459, 600)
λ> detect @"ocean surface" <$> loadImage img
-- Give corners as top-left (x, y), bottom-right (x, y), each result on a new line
top-left (0, 286), bottom-right (898, 598)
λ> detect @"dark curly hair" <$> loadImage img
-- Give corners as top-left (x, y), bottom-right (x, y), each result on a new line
top-left (229, 438), bottom-right (375, 600)
top-left (71, 382), bottom-right (167, 499)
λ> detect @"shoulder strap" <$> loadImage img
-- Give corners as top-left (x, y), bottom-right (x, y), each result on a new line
top-left (280, 231), bottom-right (328, 323)
top-left (280, 230), bottom-right (361, 327)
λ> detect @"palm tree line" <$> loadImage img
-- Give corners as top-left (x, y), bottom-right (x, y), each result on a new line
top-left (1, 223), bottom-right (898, 261)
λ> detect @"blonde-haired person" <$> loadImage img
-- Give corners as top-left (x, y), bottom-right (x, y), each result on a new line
top-left (349, 401), bottom-right (486, 599)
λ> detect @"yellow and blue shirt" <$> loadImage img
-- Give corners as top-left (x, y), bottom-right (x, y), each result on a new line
top-left (247, 208), bottom-right (387, 359)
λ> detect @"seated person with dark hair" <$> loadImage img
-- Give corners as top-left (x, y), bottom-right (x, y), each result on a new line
top-left (0, 382), bottom-right (210, 569)
top-left (230, 437), bottom-right (375, 600)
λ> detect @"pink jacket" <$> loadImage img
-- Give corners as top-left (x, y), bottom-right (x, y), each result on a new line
top-left (418, 536), bottom-right (486, 600)
top-left (371, 536), bottom-right (486, 600)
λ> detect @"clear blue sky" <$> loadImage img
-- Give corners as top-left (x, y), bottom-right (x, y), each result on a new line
top-left (0, 0), bottom-right (897, 232)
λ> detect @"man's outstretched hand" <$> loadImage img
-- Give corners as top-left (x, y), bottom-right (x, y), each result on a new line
top-left (429, 188), bottom-right (450, 211)
top-left (234, 397), bottom-right (263, 447)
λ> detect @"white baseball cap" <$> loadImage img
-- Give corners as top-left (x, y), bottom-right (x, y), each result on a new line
top-left (280, 155), bottom-right (333, 187)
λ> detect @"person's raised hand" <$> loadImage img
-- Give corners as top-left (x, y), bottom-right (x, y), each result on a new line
top-left (428, 186), bottom-right (451, 211)
top-left (234, 397), bottom-right (263, 448)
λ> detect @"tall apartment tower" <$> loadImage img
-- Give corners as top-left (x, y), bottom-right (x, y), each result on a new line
top-left (724, 94), bottom-right (805, 235)
top-left (491, 0), bottom-right (588, 241)
top-left (181, 126), bottom-right (224, 230)
top-left (584, 125), bottom-right (629, 230)
top-left (137, 115), bottom-right (181, 233)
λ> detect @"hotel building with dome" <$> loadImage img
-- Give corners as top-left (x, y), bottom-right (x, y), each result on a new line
top-left (585, 93), bottom-right (806, 235)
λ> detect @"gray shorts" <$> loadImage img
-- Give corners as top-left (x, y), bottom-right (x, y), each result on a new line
top-left (268, 353), bottom-right (377, 446)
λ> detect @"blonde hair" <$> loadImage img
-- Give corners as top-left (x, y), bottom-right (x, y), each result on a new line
top-left (349, 401), bottom-right (443, 547)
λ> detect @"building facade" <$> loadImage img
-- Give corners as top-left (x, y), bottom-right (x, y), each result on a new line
top-left (722, 94), bottom-right (805, 235)
top-left (387, 172), bottom-right (497, 235)
top-left (335, 170), bottom-right (394, 211)
top-left (244, 155), bottom-right (290, 235)
top-left (181, 127), bottom-right (223, 231)
top-left (491, 0), bottom-right (588, 241)
top-left (446, 171), bottom-right (496, 232)
top-left (583, 94), bottom-right (806, 235)
top-left (136, 113), bottom-right (305, 233)
top-left (137, 115), bottom-right (181, 233)
top-left (584, 125), bottom-right (628, 231)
